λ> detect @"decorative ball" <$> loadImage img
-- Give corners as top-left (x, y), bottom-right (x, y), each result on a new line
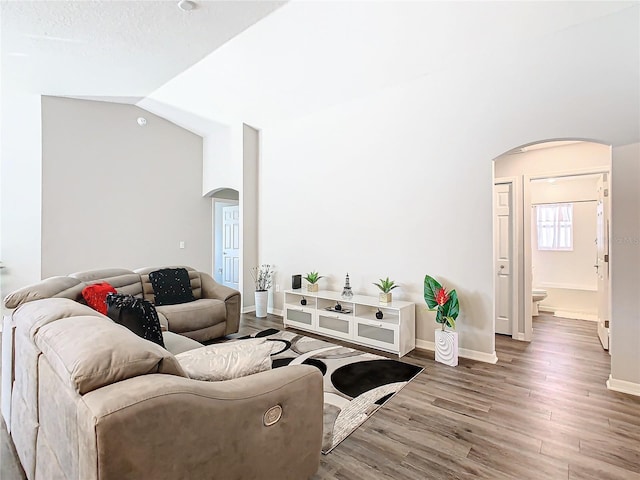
top-left (334, 303), bottom-right (342, 311)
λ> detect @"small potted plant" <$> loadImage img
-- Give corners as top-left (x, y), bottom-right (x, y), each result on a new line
top-left (304, 271), bottom-right (323, 292)
top-left (250, 264), bottom-right (274, 318)
top-left (424, 274), bottom-right (460, 366)
top-left (373, 277), bottom-right (398, 304)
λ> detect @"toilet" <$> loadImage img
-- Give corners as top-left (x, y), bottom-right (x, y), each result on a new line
top-left (532, 288), bottom-right (548, 316)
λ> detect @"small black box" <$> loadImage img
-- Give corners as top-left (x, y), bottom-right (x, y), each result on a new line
top-left (292, 274), bottom-right (302, 290)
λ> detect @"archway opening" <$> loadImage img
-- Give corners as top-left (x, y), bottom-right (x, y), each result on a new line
top-left (492, 139), bottom-right (611, 350)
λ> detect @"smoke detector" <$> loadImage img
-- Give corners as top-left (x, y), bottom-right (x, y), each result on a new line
top-left (178, 0), bottom-right (196, 11)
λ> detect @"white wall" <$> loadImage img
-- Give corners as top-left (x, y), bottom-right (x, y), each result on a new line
top-left (203, 123), bottom-right (240, 195)
top-left (495, 143), bottom-right (611, 178)
top-left (609, 143), bottom-right (640, 392)
top-left (260, 77), bottom-right (496, 359)
top-left (40, 96), bottom-right (212, 276)
top-left (530, 175), bottom-right (600, 204)
top-left (0, 89), bottom-right (42, 303)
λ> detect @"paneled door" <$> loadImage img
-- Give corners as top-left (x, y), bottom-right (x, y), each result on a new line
top-left (222, 205), bottom-right (240, 290)
top-left (494, 182), bottom-right (513, 335)
top-left (596, 174), bottom-right (610, 351)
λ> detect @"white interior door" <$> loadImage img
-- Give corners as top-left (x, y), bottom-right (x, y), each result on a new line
top-left (222, 205), bottom-right (240, 290)
top-left (494, 182), bottom-right (513, 335)
top-left (596, 174), bottom-right (610, 351)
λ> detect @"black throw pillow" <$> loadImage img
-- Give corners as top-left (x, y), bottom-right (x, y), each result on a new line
top-left (149, 268), bottom-right (195, 306)
top-left (105, 293), bottom-right (165, 348)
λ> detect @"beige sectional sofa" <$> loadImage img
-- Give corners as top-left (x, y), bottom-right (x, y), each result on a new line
top-left (4, 266), bottom-right (241, 342)
top-left (2, 268), bottom-right (324, 480)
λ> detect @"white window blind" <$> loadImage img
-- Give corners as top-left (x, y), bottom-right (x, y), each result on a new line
top-left (536, 203), bottom-right (573, 251)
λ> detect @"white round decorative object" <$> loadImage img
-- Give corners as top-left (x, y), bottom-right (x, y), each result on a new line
top-left (178, 0), bottom-right (196, 11)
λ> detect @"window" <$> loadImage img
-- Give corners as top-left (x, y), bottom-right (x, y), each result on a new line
top-left (536, 203), bottom-right (573, 251)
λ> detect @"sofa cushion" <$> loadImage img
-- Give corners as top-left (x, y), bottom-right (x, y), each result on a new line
top-left (81, 282), bottom-right (117, 315)
top-left (155, 298), bottom-right (226, 334)
top-left (149, 268), bottom-right (196, 306)
top-left (11, 298), bottom-right (102, 339)
top-left (106, 294), bottom-right (165, 347)
top-left (162, 331), bottom-right (203, 355)
top-left (69, 268), bottom-right (143, 298)
top-left (4, 276), bottom-right (85, 309)
top-left (136, 266), bottom-right (203, 302)
top-left (175, 338), bottom-right (273, 381)
top-left (35, 316), bottom-right (185, 394)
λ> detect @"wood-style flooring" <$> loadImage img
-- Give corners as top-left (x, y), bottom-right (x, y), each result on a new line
top-left (2, 313), bottom-right (639, 479)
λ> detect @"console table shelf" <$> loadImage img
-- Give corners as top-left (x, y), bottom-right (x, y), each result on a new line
top-left (283, 289), bottom-right (416, 357)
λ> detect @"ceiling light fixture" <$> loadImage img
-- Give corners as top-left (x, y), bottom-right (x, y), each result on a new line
top-left (137, 117), bottom-right (147, 127)
top-left (178, 0), bottom-right (196, 11)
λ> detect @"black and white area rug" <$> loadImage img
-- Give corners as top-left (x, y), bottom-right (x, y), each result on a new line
top-left (246, 329), bottom-right (423, 453)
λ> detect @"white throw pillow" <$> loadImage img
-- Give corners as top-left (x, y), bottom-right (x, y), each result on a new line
top-left (175, 338), bottom-right (273, 381)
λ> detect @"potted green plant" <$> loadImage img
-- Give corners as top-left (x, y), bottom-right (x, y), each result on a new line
top-left (373, 277), bottom-right (398, 304)
top-left (424, 274), bottom-right (460, 366)
top-left (304, 271), bottom-right (323, 292)
top-left (250, 264), bottom-right (274, 318)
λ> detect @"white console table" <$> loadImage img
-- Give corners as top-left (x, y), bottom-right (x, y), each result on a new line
top-left (283, 289), bottom-right (415, 357)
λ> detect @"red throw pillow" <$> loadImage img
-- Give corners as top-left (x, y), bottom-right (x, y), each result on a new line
top-left (82, 282), bottom-right (117, 315)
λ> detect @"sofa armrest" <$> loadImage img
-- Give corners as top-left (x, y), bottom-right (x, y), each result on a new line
top-left (80, 365), bottom-right (323, 480)
top-left (156, 311), bottom-right (169, 331)
top-left (199, 272), bottom-right (241, 334)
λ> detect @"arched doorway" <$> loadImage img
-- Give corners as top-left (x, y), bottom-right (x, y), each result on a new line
top-left (492, 139), bottom-right (611, 347)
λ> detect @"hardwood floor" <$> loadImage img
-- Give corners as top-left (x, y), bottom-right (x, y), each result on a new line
top-left (245, 314), bottom-right (639, 480)
top-left (2, 313), bottom-right (639, 479)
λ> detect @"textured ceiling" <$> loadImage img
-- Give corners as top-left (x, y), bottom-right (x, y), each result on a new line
top-left (0, 0), bottom-right (285, 97)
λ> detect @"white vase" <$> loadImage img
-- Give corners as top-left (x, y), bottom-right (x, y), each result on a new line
top-left (254, 291), bottom-right (268, 318)
top-left (435, 329), bottom-right (458, 367)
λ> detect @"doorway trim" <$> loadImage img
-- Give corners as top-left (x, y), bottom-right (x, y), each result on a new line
top-left (494, 176), bottom-right (522, 340)
top-left (523, 166), bottom-right (610, 341)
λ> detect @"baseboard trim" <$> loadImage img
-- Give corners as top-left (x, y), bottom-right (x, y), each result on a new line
top-left (539, 307), bottom-right (597, 322)
top-left (512, 332), bottom-right (527, 341)
top-left (415, 339), bottom-right (498, 364)
top-left (243, 307), bottom-right (284, 316)
top-left (607, 375), bottom-right (640, 397)
top-left (416, 339), bottom-right (435, 351)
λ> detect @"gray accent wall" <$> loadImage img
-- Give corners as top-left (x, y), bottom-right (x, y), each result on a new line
top-left (41, 96), bottom-right (211, 276)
